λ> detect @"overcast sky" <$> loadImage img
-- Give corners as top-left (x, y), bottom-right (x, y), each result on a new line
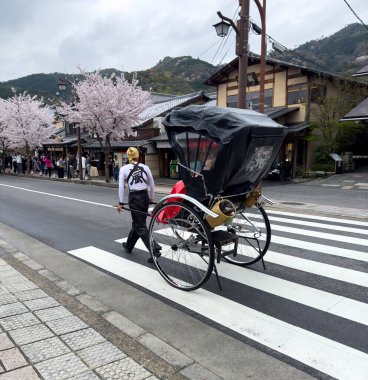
top-left (0, 0), bottom-right (367, 82)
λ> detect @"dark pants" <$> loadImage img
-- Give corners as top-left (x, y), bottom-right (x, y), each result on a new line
top-left (125, 191), bottom-right (150, 251)
top-left (57, 167), bottom-right (64, 178)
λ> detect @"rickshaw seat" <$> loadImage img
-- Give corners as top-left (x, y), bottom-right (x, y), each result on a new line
top-left (156, 180), bottom-right (186, 223)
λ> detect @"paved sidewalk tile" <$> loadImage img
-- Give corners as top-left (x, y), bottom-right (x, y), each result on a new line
top-left (24, 296), bottom-right (59, 311)
top-left (95, 357), bottom-right (152, 380)
top-left (0, 312), bottom-right (39, 331)
top-left (0, 247), bottom-right (161, 380)
top-left (0, 333), bottom-right (14, 350)
top-left (14, 288), bottom-right (48, 302)
top-left (0, 347), bottom-right (28, 371)
top-left (35, 352), bottom-right (89, 379)
top-left (46, 315), bottom-right (88, 335)
top-left (0, 366), bottom-right (40, 380)
top-left (76, 341), bottom-right (126, 369)
top-left (34, 306), bottom-right (73, 322)
top-left (9, 324), bottom-right (54, 346)
top-left (0, 302), bottom-right (28, 318)
top-left (60, 328), bottom-right (106, 351)
top-left (20, 336), bottom-right (70, 364)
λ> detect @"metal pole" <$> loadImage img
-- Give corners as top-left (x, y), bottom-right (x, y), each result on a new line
top-left (254, 0), bottom-right (266, 113)
top-left (237, 0), bottom-right (250, 109)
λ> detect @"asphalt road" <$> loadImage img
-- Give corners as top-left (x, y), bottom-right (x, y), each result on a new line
top-left (1, 174), bottom-right (368, 380)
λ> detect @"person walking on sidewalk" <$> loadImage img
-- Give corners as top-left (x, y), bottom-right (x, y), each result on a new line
top-left (44, 155), bottom-right (53, 177)
top-left (116, 147), bottom-right (161, 263)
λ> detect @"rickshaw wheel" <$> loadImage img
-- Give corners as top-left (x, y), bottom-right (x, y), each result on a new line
top-left (224, 204), bottom-right (271, 266)
top-left (149, 201), bottom-right (215, 291)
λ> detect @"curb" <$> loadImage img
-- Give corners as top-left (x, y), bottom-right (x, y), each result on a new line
top-left (0, 239), bottom-right (223, 380)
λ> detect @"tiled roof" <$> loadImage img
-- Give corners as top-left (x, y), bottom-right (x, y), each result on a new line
top-left (340, 97), bottom-right (368, 121)
top-left (136, 91), bottom-right (209, 126)
top-left (353, 64), bottom-right (368, 78)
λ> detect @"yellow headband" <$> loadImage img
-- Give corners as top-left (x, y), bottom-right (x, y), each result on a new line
top-left (127, 147), bottom-right (139, 163)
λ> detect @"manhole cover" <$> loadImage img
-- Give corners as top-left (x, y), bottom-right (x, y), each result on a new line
top-left (280, 202), bottom-right (305, 205)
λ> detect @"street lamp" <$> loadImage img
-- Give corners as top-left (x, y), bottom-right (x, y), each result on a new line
top-left (58, 79), bottom-right (83, 180)
top-left (215, 0), bottom-right (266, 112)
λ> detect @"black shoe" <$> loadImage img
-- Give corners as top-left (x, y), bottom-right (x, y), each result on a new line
top-left (148, 250), bottom-right (161, 263)
top-left (122, 242), bottom-right (132, 253)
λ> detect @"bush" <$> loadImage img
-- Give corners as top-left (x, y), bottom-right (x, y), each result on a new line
top-left (310, 163), bottom-right (334, 172)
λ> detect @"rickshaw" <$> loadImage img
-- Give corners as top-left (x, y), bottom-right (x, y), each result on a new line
top-left (148, 105), bottom-right (287, 291)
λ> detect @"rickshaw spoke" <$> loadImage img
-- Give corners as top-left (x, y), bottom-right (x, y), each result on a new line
top-left (149, 201), bottom-right (214, 291)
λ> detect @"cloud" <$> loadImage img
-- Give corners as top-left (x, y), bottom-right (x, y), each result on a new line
top-left (0, 0), bottom-right (367, 81)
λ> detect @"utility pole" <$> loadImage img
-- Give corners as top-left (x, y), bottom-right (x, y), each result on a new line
top-left (254, 0), bottom-right (266, 113)
top-left (215, 0), bottom-right (266, 111)
top-left (237, 0), bottom-right (250, 109)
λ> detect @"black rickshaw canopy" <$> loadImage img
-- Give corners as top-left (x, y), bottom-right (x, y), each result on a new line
top-left (163, 105), bottom-right (287, 200)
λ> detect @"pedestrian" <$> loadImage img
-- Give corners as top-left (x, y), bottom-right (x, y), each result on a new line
top-left (57, 156), bottom-right (65, 178)
top-left (116, 147), bottom-right (161, 263)
top-left (113, 155), bottom-right (119, 182)
top-left (12, 154), bottom-right (16, 173)
top-left (81, 154), bottom-right (87, 180)
top-left (44, 155), bottom-right (53, 177)
top-left (86, 154), bottom-right (91, 179)
top-left (15, 153), bottom-right (22, 173)
top-left (32, 156), bottom-right (41, 175)
top-left (67, 153), bottom-right (75, 179)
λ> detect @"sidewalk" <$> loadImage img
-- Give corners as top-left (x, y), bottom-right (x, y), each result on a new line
top-left (0, 240), bottom-right (218, 380)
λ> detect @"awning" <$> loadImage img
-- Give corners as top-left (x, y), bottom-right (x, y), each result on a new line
top-left (82, 140), bottom-right (148, 149)
top-left (285, 123), bottom-right (310, 133)
top-left (156, 141), bottom-right (172, 149)
top-left (265, 106), bottom-right (299, 120)
top-left (43, 138), bottom-right (78, 146)
top-left (340, 97), bottom-right (368, 121)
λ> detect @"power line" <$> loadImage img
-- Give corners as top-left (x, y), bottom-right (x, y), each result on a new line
top-left (266, 35), bottom-right (334, 73)
top-left (343, 0), bottom-right (368, 33)
top-left (197, 39), bottom-right (222, 60)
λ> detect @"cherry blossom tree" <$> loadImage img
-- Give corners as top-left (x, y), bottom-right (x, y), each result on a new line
top-left (0, 99), bottom-right (10, 172)
top-left (0, 91), bottom-right (55, 174)
top-left (57, 70), bottom-right (152, 182)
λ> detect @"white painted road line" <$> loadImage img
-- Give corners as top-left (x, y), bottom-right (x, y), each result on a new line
top-left (266, 209), bottom-right (368, 227)
top-left (67, 246), bottom-right (368, 380)
top-left (0, 184), bottom-right (114, 208)
top-left (117, 238), bottom-right (368, 326)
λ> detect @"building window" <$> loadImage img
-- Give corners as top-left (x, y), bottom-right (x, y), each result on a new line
top-left (311, 84), bottom-right (327, 102)
top-left (227, 89), bottom-right (273, 110)
top-left (226, 95), bottom-right (237, 108)
top-left (287, 83), bottom-right (307, 104)
top-left (247, 89), bottom-right (273, 110)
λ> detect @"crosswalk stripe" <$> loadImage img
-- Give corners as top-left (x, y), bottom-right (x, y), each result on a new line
top-left (266, 209), bottom-right (368, 227)
top-left (215, 216), bottom-right (368, 262)
top-left (265, 250), bottom-right (368, 287)
top-left (117, 238), bottom-right (368, 325)
top-left (270, 235), bottom-right (368, 262)
top-left (269, 224), bottom-right (368, 246)
top-left (231, 216), bottom-right (368, 246)
top-left (67, 246), bottom-right (368, 380)
top-left (263, 215), bottom-right (368, 235)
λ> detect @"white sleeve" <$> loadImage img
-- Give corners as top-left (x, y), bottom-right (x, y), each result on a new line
top-left (118, 167), bottom-right (125, 203)
top-left (146, 166), bottom-right (155, 199)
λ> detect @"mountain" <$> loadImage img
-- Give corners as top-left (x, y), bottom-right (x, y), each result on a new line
top-left (0, 56), bottom-right (217, 103)
top-left (269, 23), bottom-right (368, 77)
top-left (1, 23), bottom-right (366, 101)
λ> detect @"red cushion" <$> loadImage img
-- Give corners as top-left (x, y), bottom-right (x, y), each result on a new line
top-left (156, 180), bottom-right (186, 223)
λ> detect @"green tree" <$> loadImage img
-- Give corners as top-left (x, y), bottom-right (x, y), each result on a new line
top-left (309, 75), bottom-right (367, 158)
